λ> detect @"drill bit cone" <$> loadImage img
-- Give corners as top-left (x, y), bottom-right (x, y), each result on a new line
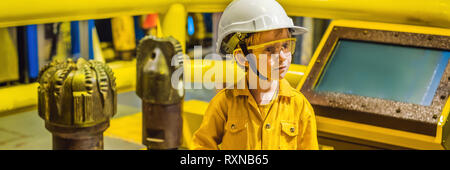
top-left (136, 36), bottom-right (184, 149)
top-left (38, 58), bottom-right (117, 150)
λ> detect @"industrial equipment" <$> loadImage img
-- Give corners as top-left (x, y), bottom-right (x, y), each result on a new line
top-left (298, 20), bottom-right (450, 150)
top-left (0, 28), bottom-right (19, 83)
top-left (136, 36), bottom-right (184, 149)
top-left (111, 16), bottom-right (136, 61)
top-left (37, 58), bottom-right (117, 150)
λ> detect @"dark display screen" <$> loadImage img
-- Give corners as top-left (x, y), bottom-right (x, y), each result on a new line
top-left (315, 39), bottom-right (449, 106)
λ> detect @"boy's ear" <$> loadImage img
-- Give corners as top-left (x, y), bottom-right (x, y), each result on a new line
top-left (233, 49), bottom-right (248, 67)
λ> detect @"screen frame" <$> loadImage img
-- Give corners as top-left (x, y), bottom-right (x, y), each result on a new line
top-left (300, 26), bottom-right (450, 136)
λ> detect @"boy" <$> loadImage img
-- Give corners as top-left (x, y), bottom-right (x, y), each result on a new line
top-left (192, 0), bottom-right (318, 150)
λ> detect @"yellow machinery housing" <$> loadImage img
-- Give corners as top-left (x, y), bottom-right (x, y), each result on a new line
top-left (297, 20), bottom-right (450, 150)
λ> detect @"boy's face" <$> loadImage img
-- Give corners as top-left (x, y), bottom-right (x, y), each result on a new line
top-left (239, 28), bottom-right (293, 80)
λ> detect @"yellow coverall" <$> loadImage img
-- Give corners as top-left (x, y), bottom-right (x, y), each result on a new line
top-left (192, 79), bottom-right (319, 150)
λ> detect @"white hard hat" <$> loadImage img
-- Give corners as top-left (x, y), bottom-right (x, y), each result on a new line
top-left (217, 0), bottom-right (308, 55)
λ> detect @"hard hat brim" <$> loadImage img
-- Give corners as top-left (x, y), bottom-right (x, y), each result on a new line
top-left (289, 26), bottom-right (309, 35)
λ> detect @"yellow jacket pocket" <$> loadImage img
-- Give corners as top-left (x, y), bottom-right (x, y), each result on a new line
top-left (280, 121), bottom-right (298, 150)
top-left (221, 119), bottom-right (248, 149)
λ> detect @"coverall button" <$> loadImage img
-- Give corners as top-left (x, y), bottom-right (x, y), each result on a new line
top-left (290, 127), bottom-right (295, 132)
top-left (231, 124), bottom-right (236, 129)
top-left (265, 123), bottom-right (271, 129)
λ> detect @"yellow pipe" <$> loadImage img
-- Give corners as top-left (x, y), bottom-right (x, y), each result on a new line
top-left (107, 60), bottom-right (137, 93)
top-left (0, 0), bottom-right (174, 28)
top-left (0, 83), bottom-right (39, 113)
top-left (0, 0), bottom-right (449, 28)
top-left (281, 0), bottom-right (450, 28)
top-left (111, 16), bottom-right (137, 54)
top-left (162, 3), bottom-right (187, 53)
top-left (156, 15), bottom-right (164, 38)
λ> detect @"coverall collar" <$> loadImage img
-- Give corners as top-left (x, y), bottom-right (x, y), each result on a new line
top-left (231, 78), bottom-right (294, 97)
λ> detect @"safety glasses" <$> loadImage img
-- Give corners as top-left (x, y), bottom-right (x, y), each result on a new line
top-left (233, 38), bottom-right (296, 56)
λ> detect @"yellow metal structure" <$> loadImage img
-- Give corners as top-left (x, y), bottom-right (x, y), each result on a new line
top-left (0, 83), bottom-right (39, 113)
top-left (0, 0), bottom-right (449, 29)
top-left (297, 20), bottom-right (450, 150)
top-left (190, 13), bottom-right (207, 40)
top-left (111, 16), bottom-right (136, 53)
top-left (162, 3), bottom-right (187, 53)
top-left (284, 64), bottom-right (306, 88)
top-left (0, 28), bottom-right (19, 83)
